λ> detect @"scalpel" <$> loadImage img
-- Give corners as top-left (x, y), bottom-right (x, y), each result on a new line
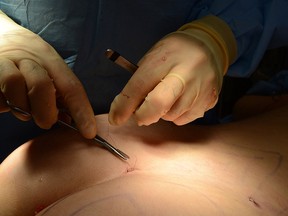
top-left (105, 49), bottom-right (138, 73)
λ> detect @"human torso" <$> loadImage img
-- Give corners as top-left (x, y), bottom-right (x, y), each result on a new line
top-left (38, 121), bottom-right (288, 216)
top-left (2, 109), bottom-right (286, 216)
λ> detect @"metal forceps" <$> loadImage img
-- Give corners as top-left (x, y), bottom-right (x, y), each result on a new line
top-left (7, 101), bottom-right (129, 160)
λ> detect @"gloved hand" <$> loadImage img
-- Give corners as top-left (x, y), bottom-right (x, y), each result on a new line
top-left (109, 15), bottom-right (237, 126)
top-left (0, 10), bottom-right (97, 138)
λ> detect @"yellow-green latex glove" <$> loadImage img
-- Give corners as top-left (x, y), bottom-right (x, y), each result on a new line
top-left (0, 10), bottom-right (96, 138)
top-left (109, 15), bottom-right (237, 126)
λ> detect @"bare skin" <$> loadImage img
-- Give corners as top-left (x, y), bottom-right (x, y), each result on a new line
top-left (0, 101), bottom-right (288, 216)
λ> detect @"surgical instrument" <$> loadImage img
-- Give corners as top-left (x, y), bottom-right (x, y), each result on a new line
top-left (105, 49), bottom-right (138, 73)
top-left (6, 100), bottom-right (129, 160)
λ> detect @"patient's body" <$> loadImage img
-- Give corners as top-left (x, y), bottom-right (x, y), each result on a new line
top-left (0, 104), bottom-right (288, 216)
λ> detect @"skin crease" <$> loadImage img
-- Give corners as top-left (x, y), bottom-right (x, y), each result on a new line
top-left (0, 96), bottom-right (287, 216)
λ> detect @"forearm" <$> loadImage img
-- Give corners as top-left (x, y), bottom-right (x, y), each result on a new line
top-left (197, 0), bottom-right (288, 77)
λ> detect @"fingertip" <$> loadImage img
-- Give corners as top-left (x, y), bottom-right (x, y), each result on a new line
top-left (34, 109), bottom-right (59, 130)
top-left (108, 96), bottom-right (130, 126)
top-left (78, 116), bottom-right (97, 139)
top-left (108, 113), bottom-right (118, 126)
top-left (108, 102), bottom-right (119, 126)
top-left (108, 111), bottom-right (126, 126)
top-left (173, 111), bottom-right (204, 126)
top-left (14, 112), bottom-right (32, 122)
top-left (173, 120), bottom-right (186, 126)
top-left (137, 121), bottom-right (144, 126)
top-left (136, 119), bottom-right (156, 126)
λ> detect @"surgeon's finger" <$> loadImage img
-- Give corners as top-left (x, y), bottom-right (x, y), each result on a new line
top-left (167, 87), bottom-right (219, 125)
top-left (204, 87), bottom-right (219, 111)
top-left (134, 73), bottom-right (185, 126)
top-left (0, 91), bottom-right (9, 113)
top-left (161, 85), bottom-right (199, 123)
top-left (173, 107), bottom-right (205, 126)
top-left (44, 58), bottom-right (97, 139)
top-left (18, 59), bottom-right (58, 129)
top-left (109, 65), bottom-right (167, 126)
top-left (0, 58), bottom-right (30, 120)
